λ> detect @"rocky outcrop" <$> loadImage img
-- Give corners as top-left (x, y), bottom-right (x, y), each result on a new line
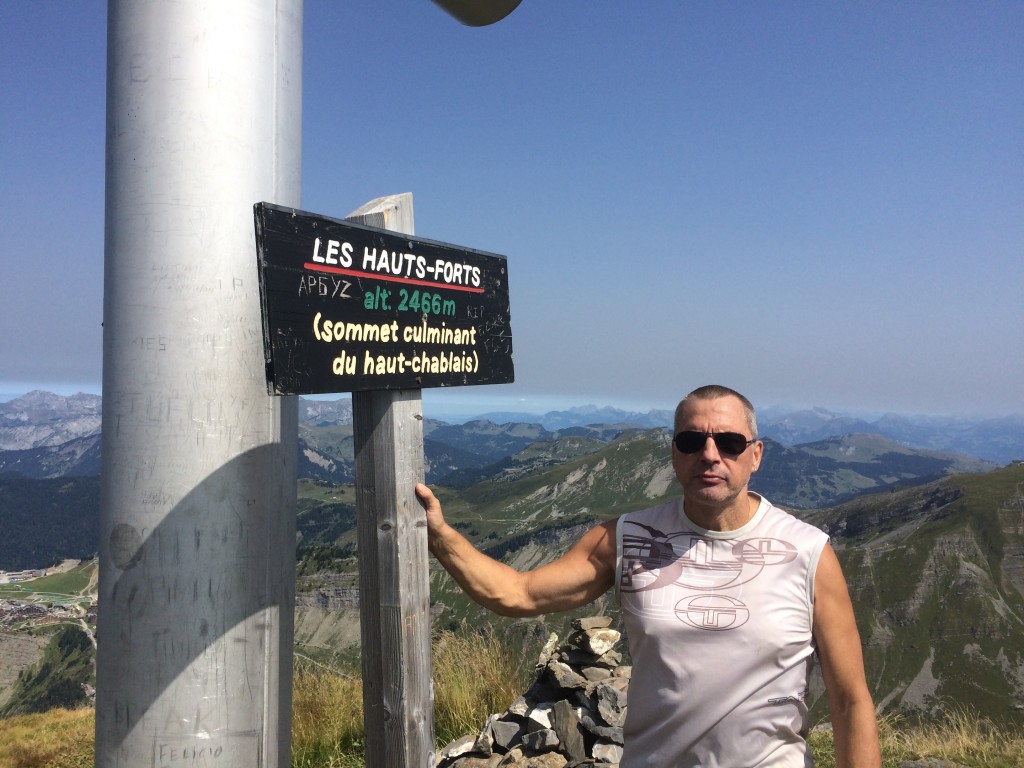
top-left (0, 631), bottom-right (49, 710)
top-left (437, 617), bottom-right (628, 768)
top-left (0, 391), bottom-right (102, 451)
top-left (295, 585), bottom-right (360, 611)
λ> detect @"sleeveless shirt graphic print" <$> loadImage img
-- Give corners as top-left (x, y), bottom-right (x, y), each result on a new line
top-left (616, 496), bottom-right (828, 768)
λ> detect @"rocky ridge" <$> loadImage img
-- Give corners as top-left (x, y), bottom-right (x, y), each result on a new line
top-left (0, 391), bottom-right (101, 451)
top-left (438, 616), bottom-right (628, 768)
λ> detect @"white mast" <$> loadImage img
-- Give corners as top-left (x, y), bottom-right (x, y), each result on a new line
top-left (97, 1), bottom-right (302, 765)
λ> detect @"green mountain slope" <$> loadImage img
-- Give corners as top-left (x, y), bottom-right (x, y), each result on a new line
top-left (805, 464), bottom-right (1024, 722)
top-left (752, 434), bottom-right (996, 509)
top-left (0, 476), bottom-right (99, 571)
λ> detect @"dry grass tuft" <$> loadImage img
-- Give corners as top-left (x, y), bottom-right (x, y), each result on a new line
top-left (289, 626), bottom-right (533, 766)
top-left (0, 706), bottom-right (94, 768)
top-left (291, 662), bottom-right (365, 768)
top-left (432, 627), bottom-right (533, 746)
top-left (880, 707), bottom-right (1024, 767)
top-left (810, 707), bottom-right (1024, 768)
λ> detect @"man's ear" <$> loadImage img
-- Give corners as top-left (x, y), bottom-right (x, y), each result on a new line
top-left (750, 440), bottom-right (764, 473)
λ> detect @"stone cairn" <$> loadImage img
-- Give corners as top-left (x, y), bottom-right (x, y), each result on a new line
top-left (437, 616), bottom-right (628, 768)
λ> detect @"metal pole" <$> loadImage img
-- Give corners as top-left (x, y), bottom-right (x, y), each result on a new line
top-left (347, 195), bottom-right (436, 767)
top-left (97, 1), bottom-right (302, 765)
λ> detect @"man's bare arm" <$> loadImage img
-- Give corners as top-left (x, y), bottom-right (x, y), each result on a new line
top-left (813, 544), bottom-right (881, 768)
top-left (416, 483), bottom-right (617, 617)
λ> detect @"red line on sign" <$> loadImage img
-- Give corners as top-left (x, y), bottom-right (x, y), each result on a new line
top-left (303, 263), bottom-right (486, 293)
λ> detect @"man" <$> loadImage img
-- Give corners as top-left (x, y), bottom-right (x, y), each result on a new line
top-left (416, 385), bottom-right (880, 767)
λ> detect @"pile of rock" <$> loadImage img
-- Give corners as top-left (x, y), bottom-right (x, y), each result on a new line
top-left (437, 617), bottom-right (629, 768)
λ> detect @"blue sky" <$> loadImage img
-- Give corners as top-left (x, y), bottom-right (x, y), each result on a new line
top-left (2, 1), bottom-right (1022, 418)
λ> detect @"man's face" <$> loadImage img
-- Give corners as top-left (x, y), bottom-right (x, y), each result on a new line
top-left (672, 395), bottom-right (763, 513)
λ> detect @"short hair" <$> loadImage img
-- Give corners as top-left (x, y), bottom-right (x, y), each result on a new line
top-left (675, 385), bottom-right (758, 438)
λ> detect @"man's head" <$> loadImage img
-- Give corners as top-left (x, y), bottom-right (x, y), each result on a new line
top-left (674, 384), bottom-right (758, 438)
top-left (672, 385), bottom-right (763, 527)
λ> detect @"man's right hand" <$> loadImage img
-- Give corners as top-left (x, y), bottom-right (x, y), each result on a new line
top-left (415, 482), bottom-right (446, 539)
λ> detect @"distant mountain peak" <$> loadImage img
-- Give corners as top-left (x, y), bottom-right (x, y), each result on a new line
top-left (1, 390), bottom-right (101, 416)
top-left (0, 391), bottom-right (102, 451)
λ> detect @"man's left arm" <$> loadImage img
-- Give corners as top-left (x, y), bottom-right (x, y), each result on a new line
top-left (812, 543), bottom-right (882, 768)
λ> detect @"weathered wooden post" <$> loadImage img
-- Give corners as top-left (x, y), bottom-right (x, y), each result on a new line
top-left (255, 196), bottom-right (514, 767)
top-left (347, 195), bottom-right (434, 766)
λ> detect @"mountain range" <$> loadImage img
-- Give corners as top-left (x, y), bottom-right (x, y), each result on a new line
top-left (1, 391), bottom-right (1023, 725)
top-left (485, 403), bottom-right (1024, 466)
top-left (0, 391), bottom-right (1008, 572)
top-left (0, 392), bottom-right (1006, 547)
top-left (3, 392), bottom-right (1021, 474)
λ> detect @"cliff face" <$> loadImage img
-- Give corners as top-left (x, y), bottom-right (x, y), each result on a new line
top-left (806, 465), bottom-right (1024, 721)
top-left (294, 570), bottom-right (363, 666)
top-left (0, 633), bottom-right (49, 712)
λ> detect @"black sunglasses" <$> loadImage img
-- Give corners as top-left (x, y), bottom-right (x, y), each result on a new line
top-left (673, 430), bottom-right (755, 456)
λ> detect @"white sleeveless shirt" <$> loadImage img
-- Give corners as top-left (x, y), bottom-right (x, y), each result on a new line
top-left (616, 495), bottom-right (828, 767)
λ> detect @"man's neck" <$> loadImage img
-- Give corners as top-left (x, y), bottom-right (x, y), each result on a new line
top-left (684, 492), bottom-right (760, 532)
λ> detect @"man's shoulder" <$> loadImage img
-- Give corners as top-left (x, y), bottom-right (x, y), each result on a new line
top-left (617, 497), bottom-right (683, 529)
top-left (758, 495), bottom-right (829, 541)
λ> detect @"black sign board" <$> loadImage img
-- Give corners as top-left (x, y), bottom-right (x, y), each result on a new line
top-left (255, 202), bottom-right (514, 395)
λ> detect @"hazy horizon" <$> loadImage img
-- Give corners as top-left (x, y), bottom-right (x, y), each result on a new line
top-left (2, 385), bottom-right (1020, 426)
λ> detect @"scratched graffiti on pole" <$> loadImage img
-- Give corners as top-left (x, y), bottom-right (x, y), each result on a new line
top-left (254, 202), bottom-right (514, 395)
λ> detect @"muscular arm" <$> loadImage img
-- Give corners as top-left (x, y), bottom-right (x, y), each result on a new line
top-left (813, 544), bottom-right (881, 768)
top-left (416, 483), bottom-right (617, 617)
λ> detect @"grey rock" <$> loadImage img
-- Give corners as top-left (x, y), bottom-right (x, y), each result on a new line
top-left (497, 747), bottom-right (525, 766)
top-left (474, 717), bottom-right (496, 756)
top-left (595, 682), bottom-right (628, 727)
top-left (551, 700), bottom-right (587, 763)
top-left (581, 666), bottom-right (612, 683)
top-left (569, 628), bottom-right (621, 657)
top-left (522, 728), bottom-right (560, 753)
top-left (450, 756), bottom-right (504, 768)
top-left (506, 696), bottom-right (531, 718)
top-left (604, 676), bottom-right (629, 694)
top-left (547, 660), bottom-right (588, 691)
top-left (592, 740), bottom-right (624, 764)
top-left (525, 754), bottom-right (569, 768)
top-left (527, 703), bottom-right (554, 731)
top-left (579, 711), bottom-right (624, 744)
top-left (536, 632), bottom-right (560, 668)
top-left (560, 649), bottom-right (621, 669)
top-left (440, 734), bottom-right (479, 762)
top-left (491, 717), bottom-right (525, 751)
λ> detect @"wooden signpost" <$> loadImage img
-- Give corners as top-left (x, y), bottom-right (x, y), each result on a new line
top-left (255, 200), bottom-right (514, 395)
top-left (255, 194), bottom-right (513, 767)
